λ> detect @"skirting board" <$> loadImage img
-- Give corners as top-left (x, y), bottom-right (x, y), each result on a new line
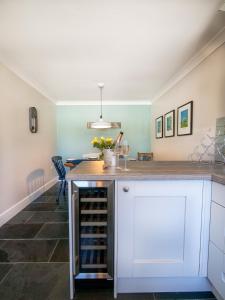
top-left (211, 286), bottom-right (224, 300)
top-left (0, 176), bottom-right (57, 227)
top-left (117, 277), bottom-right (212, 293)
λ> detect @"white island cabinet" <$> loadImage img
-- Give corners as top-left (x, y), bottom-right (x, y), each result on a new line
top-left (208, 182), bottom-right (225, 300)
top-left (116, 180), bottom-right (211, 294)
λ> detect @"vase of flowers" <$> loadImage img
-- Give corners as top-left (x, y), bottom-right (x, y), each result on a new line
top-left (91, 136), bottom-right (115, 164)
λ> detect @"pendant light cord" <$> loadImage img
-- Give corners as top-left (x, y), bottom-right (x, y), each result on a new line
top-left (100, 86), bottom-right (103, 119)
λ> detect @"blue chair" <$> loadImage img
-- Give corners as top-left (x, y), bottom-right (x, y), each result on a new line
top-left (51, 156), bottom-right (67, 204)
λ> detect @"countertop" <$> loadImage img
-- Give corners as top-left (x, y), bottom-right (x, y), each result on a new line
top-left (67, 160), bottom-right (225, 185)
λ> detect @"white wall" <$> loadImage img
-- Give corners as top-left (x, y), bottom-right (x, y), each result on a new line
top-left (151, 43), bottom-right (225, 161)
top-left (0, 63), bottom-right (56, 224)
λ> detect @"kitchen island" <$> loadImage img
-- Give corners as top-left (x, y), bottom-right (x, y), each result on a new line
top-left (67, 160), bottom-right (225, 183)
top-left (67, 161), bottom-right (225, 300)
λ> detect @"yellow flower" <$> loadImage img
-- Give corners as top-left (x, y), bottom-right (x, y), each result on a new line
top-left (91, 136), bottom-right (114, 150)
top-left (106, 137), bottom-right (112, 143)
top-left (91, 137), bottom-right (99, 144)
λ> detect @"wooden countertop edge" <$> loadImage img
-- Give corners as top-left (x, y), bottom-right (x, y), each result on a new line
top-left (67, 173), bottom-right (213, 181)
top-left (66, 161), bottom-right (225, 185)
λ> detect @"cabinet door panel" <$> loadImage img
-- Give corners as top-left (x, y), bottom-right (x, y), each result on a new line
top-left (212, 182), bottom-right (225, 207)
top-left (210, 202), bottom-right (225, 252)
top-left (118, 180), bottom-right (203, 278)
top-left (208, 242), bottom-right (225, 299)
top-left (134, 196), bottom-right (185, 258)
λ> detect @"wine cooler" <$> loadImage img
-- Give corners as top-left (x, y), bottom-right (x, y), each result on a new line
top-left (69, 180), bottom-right (114, 293)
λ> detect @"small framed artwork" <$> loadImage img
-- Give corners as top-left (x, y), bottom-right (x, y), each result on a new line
top-left (155, 116), bottom-right (163, 139)
top-left (164, 110), bottom-right (175, 137)
top-left (177, 101), bottom-right (193, 136)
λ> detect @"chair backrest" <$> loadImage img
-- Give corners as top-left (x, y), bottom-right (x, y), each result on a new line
top-left (138, 152), bottom-right (153, 161)
top-left (51, 156), bottom-right (66, 180)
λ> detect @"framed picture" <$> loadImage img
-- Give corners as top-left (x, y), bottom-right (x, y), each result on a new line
top-left (177, 101), bottom-right (193, 136)
top-left (155, 116), bottom-right (163, 139)
top-left (164, 110), bottom-right (175, 137)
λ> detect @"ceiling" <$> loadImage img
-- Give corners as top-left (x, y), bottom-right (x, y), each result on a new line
top-left (0, 0), bottom-right (225, 104)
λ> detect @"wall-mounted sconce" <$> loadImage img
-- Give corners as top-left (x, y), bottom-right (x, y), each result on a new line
top-left (29, 107), bottom-right (38, 133)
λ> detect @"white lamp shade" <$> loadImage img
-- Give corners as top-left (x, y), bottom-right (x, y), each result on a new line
top-left (90, 117), bottom-right (112, 129)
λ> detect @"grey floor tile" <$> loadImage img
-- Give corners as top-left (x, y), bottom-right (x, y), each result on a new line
top-left (73, 290), bottom-right (154, 300)
top-left (24, 202), bottom-right (58, 212)
top-left (7, 211), bottom-right (34, 224)
top-left (155, 292), bottom-right (215, 299)
top-left (35, 223), bottom-right (69, 239)
top-left (0, 264), bottom-right (13, 283)
top-left (0, 240), bottom-right (6, 247)
top-left (50, 239), bottom-right (69, 262)
top-left (27, 211), bottom-right (68, 223)
top-left (0, 239), bottom-right (57, 262)
top-left (55, 202), bottom-right (68, 212)
top-left (33, 195), bottom-right (58, 203)
top-left (43, 186), bottom-right (58, 195)
top-left (0, 263), bottom-right (69, 300)
top-left (42, 184), bottom-right (67, 197)
top-left (118, 293), bottom-right (154, 300)
top-left (0, 224), bottom-right (43, 239)
top-left (0, 245), bottom-right (9, 262)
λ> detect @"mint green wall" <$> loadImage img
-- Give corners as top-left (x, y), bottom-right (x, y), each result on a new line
top-left (56, 105), bottom-right (151, 159)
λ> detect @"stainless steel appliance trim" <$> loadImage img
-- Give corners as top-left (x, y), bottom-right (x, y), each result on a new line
top-left (73, 180), bottom-right (113, 188)
top-left (81, 264), bottom-right (107, 268)
top-left (114, 180), bottom-right (118, 299)
top-left (68, 181), bottom-right (75, 299)
top-left (81, 233), bottom-right (107, 238)
top-left (107, 181), bottom-right (114, 279)
top-left (74, 188), bottom-right (80, 276)
top-left (71, 180), bottom-right (114, 283)
top-left (75, 273), bottom-right (113, 280)
top-left (81, 245), bottom-right (107, 250)
top-left (81, 221), bottom-right (107, 226)
top-left (81, 209), bottom-right (107, 214)
top-left (80, 198), bottom-right (107, 202)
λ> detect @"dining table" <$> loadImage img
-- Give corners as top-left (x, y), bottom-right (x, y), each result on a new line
top-left (64, 159), bottom-right (99, 170)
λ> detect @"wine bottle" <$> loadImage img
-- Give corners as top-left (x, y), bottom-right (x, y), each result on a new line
top-left (114, 131), bottom-right (124, 147)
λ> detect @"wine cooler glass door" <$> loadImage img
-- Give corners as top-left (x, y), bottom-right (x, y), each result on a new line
top-left (72, 180), bottom-right (114, 279)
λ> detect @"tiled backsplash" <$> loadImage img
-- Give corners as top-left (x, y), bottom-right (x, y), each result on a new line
top-left (215, 117), bottom-right (225, 162)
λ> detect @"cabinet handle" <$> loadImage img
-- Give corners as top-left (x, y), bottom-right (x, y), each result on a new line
top-left (123, 187), bottom-right (129, 192)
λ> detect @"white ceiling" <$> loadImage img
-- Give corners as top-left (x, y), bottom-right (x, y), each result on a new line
top-left (0, 0), bottom-right (225, 103)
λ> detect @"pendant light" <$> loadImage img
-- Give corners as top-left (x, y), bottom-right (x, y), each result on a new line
top-left (90, 83), bottom-right (112, 129)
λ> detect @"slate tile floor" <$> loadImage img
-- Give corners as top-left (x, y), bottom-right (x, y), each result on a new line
top-left (0, 183), bottom-right (216, 300)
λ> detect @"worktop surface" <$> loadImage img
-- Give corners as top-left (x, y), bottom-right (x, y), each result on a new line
top-left (67, 161), bottom-right (225, 185)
